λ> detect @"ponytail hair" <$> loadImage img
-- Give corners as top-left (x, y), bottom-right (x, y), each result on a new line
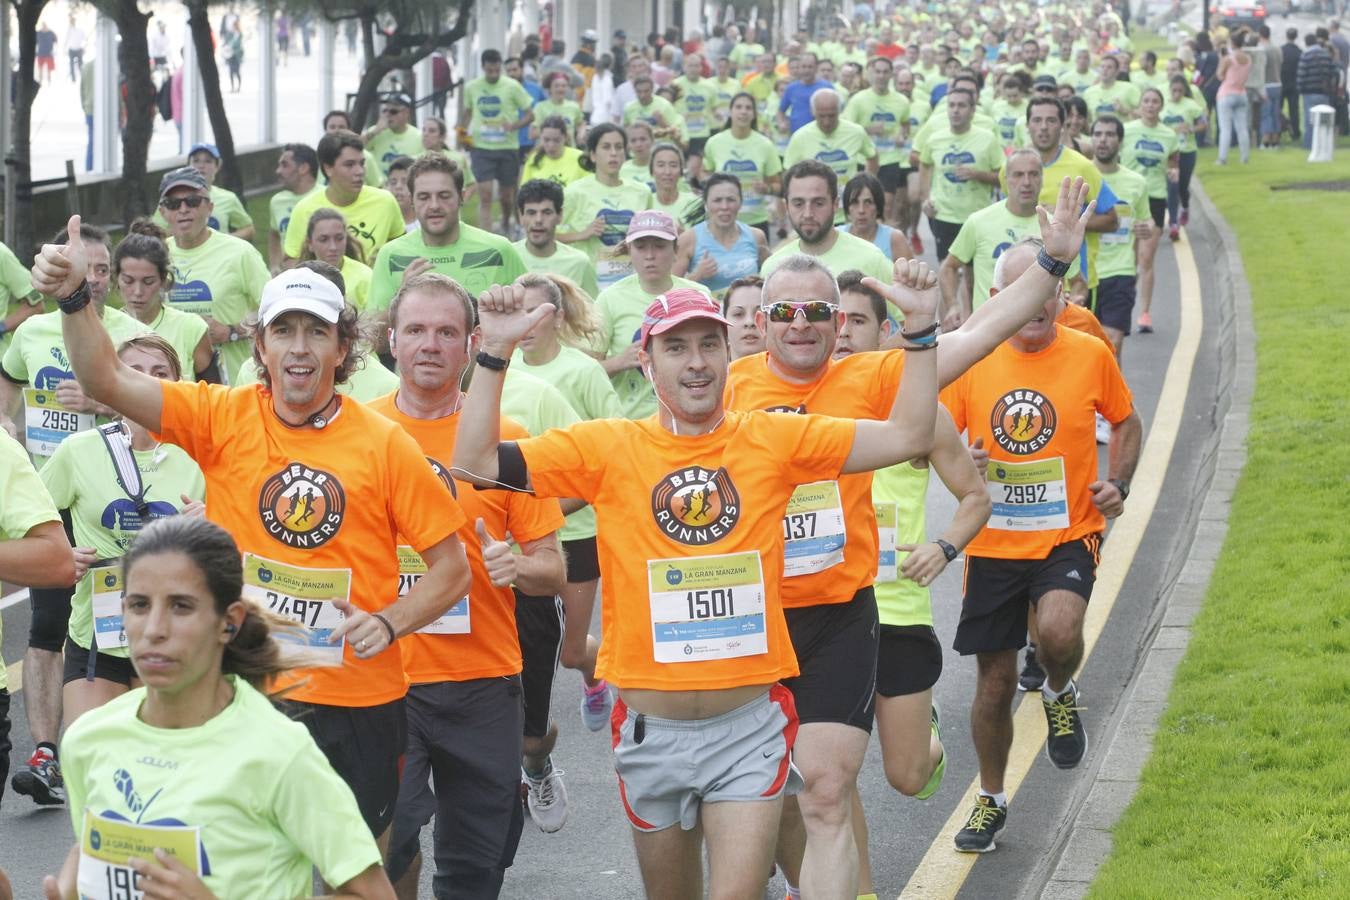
top-left (123, 517), bottom-right (296, 692)
top-left (515, 272), bottom-right (602, 350)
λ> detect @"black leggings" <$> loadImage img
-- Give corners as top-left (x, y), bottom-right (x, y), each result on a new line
top-left (28, 508), bottom-right (75, 653)
top-left (1166, 151), bottom-right (1197, 224)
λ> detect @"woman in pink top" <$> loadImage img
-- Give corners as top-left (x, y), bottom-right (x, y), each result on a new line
top-left (1215, 31), bottom-right (1252, 164)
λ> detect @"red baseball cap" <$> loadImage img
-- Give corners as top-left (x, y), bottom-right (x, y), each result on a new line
top-left (625, 210), bottom-right (679, 242)
top-left (639, 289), bottom-right (730, 347)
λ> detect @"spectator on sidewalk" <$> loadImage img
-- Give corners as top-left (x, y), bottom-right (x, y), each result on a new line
top-left (1297, 32), bottom-right (1338, 148)
top-left (65, 15), bottom-right (86, 83)
top-left (1281, 28), bottom-right (1303, 142)
top-left (36, 21), bottom-right (57, 85)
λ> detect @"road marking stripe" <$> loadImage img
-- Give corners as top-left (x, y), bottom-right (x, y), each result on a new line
top-left (901, 233), bottom-right (1205, 899)
top-left (1, 587), bottom-right (30, 612)
top-left (3, 588), bottom-right (30, 689)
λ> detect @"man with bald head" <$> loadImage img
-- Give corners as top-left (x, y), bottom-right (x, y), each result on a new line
top-left (943, 237), bottom-right (1142, 854)
top-left (784, 90), bottom-right (879, 224)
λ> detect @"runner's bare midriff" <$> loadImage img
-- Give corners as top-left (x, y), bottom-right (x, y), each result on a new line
top-left (620, 683), bottom-right (773, 719)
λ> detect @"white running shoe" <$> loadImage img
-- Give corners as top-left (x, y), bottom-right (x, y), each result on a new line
top-left (580, 680), bottom-right (613, 732)
top-left (523, 762), bottom-right (569, 833)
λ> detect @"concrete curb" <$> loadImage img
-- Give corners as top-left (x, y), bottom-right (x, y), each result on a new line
top-left (1034, 180), bottom-right (1258, 899)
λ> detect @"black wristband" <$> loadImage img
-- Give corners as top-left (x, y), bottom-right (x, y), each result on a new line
top-left (1109, 478), bottom-right (1130, 501)
top-left (900, 321), bottom-right (939, 341)
top-left (475, 350), bottom-right (510, 371)
top-left (935, 539), bottom-right (958, 563)
top-left (372, 613), bottom-right (397, 645)
top-left (58, 280), bottom-right (92, 315)
top-left (904, 340), bottom-right (938, 352)
top-left (1037, 247), bottom-right (1071, 278)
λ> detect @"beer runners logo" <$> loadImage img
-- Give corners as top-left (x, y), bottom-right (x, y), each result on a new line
top-left (991, 389), bottom-right (1057, 455)
top-left (258, 463), bottom-right (347, 548)
top-left (651, 466), bottom-right (741, 545)
top-left (427, 457), bottom-right (458, 498)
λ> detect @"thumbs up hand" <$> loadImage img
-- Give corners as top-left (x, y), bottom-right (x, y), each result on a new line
top-left (33, 214), bottom-right (89, 299)
top-left (476, 517), bottom-right (517, 587)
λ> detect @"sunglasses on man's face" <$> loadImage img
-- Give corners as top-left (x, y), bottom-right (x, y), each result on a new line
top-left (161, 195), bottom-right (207, 211)
top-left (761, 300), bottom-right (839, 324)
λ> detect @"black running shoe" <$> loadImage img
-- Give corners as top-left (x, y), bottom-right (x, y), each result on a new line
top-left (954, 795), bottom-right (1007, 853)
top-left (11, 749), bottom-right (65, 806)
top-left (1042, 684), bottom-right (1088, 769)
top-left (1018, 644), bottom-right (1045, 692)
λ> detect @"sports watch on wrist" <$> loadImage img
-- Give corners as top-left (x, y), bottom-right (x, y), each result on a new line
top-left (935, 539), bottom-right (958, 563)
top-left (1109, 478), bottom-right (1131, 501)
top-left (1036, 247), bottom-right (1071, 278)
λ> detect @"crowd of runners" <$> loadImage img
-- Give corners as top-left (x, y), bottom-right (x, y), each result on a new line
top-left (0, 1), bottom-right (1341, 897)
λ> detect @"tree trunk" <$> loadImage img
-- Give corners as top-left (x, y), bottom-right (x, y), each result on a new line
top-left (105, 2), bottom-right (156, 225)
top-left (347, 0), bottom-right (473, 128)
top-left (184, 0), bottom-right (243, 197)
top-left (10, 0), bottom-right (51, 256)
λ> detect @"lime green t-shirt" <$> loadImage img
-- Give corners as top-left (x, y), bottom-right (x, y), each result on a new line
top-left (843, 88), bottom-right (912, 167)
top-left (41, 428), bottom-right (204, 654)
top-left (340, 256), bottom-right (373, 311)
top-left (711, 77), bottom-right (740, 123)
top-left (61, 677), bottom-right (382, 896)
top-left (701, 129), bottom-right (784, 226)
top-left (623, 96), bottom-right (686, 142)
top-left (1162, 96), bottom-right (1205, 154)
top-left (1096, 165), bottom-right (1149, 281)
top-left (872, 460), bottom-right (932, 626)
top-left (0, 431), bottom-right (61, 688)
top-left (509, 347), bottom-right (619, 542)
top-left (672, 76), bottom-right (721, 138)
top-left (283, 186), bottom-right (405, 264)
top-left (269, 184), bottom-right (322, 243)
top-left (368, 223), bottom-right (526, 312)
top-left (532, 98), bottom-right (585, 141)
top-left (990, 99), bottom-right (1029, 148)
top-left (596, 275), bottom-right (710, 419)
top-left (234, 350), bottom-right (398, 403)
top-left (784, 119), bottom-right (879, 186)
top-left (0, 241), bottom-right (43, 357)
top-left (919, 126), bottom-right (1004, 224)
top-left (521, 147), bottom-right (587, 187)
top-left (1, 308), bottom-right (150, 463)
top-left (761, 230), bottom-right (894, 284)
top-left (729, 43), bottom-right (765, 68)
top-left (620, 159), bottom-right (656, 193)
top-left (560, 176), bottom-right (654, 291)
top-left (1083, 81), bottom-right (1140, 117)
top-left (1039, 146), bottom-right (1111, 289)
top-left (165, 230), bottom-right (269, 382)
top-left (651, 190), bottom-right (701, 229)
top-left (366, 126), bottom-right (424, 178)
top-left (465, 76), bottom-right (535, 150)
top-left (513, 239), bottom-right (600, 299)
top-left (140, 304), bottom-right (209, 378)
top-left (1122, 120), bottom-right (1180, 199)
top-left (499, 367), bottom-right (594, 541)
top-left (949, 201), bottom-right (1079, 309)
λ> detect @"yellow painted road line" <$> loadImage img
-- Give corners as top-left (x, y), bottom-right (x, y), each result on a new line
top-left (901, 234), bottom-right (1205, 899)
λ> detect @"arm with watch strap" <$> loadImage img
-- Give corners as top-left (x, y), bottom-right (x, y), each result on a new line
top-left (897, 406), bottom-right (993, 587)
top-left (881, 176), bottom-right (1092, 387)
top-left (29, 216), bottom-right (166, 434)
top-left (1092, 409), bottom-right (1143, 519)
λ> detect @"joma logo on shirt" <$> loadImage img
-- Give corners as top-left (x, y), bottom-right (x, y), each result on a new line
top-left (651, 466), bottom-right (741, 545)
top-left (258, 463), bottom-right (347, 548)
top-left (990, 389), bottom-right (1058, 455)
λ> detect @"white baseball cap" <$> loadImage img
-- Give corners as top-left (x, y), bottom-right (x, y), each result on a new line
top-left (258, 269), bottom-right (345, 327)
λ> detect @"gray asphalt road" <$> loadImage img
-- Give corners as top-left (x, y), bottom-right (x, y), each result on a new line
top-left (0, 223), bottom-right (1223, 899)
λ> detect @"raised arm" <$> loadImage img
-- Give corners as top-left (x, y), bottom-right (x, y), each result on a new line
top-left (842, 258), bottom-right (940, 474)
top-left (31, 216), bottom-right (165, 432)
top-left (883, 177), bottom-right (1090, 386)
top-left (452, 283), bottom-right (557, 486)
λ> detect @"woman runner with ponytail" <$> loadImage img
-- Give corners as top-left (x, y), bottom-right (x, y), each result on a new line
top-left (42, 516), bottom-right (396, 900)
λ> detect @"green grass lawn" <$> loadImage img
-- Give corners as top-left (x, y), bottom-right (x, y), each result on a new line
top-left (1088, 148), bottom-right (1350, 896)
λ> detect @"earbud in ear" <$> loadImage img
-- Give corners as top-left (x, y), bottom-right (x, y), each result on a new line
top-left (224, 623), bottom-right (237, 635)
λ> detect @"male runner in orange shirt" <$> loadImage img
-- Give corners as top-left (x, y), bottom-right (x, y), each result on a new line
top-left (32, 221), bottom-right (472, 855)
top-left (371, 272), bottom-right (566, 898)
top-left (943, 239), bottom-right (1142, 854)
top-left (724, 178), bottom-right (1092, 898)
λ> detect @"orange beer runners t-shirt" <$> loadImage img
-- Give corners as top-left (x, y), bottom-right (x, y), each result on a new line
top-left (944, 326), bottom-right (1134, 560)
top-left (156, 381), bottom-right (466, 706)
top-left (517, 410), bottom-right (856, 691)
top-left (369, 393), bottom-right (565, 683)
top-left (724, 349), bottom-right (907, 608)
top-left (1058, 301), bottom-right (1114, 352)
